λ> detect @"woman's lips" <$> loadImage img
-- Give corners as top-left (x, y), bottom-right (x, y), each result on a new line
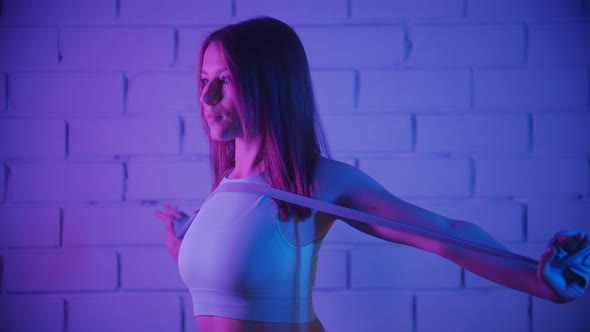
top-left (205, 113), bottom-right (223, 121)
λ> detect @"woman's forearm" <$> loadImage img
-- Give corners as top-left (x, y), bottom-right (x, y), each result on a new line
top-left (440, 220), bottom-right (562, 303)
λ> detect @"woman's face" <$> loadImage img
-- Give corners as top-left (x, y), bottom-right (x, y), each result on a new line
top-left (200, 42), bottom-right (243, 141)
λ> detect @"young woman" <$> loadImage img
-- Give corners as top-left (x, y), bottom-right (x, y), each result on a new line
top-left (154, 17), bottom-right (589, 332)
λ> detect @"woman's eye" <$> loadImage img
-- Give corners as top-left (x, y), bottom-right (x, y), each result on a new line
top-left (201, 78), bottom-right (209, 85)
top-left (220, 76), bottom-right (229, 84)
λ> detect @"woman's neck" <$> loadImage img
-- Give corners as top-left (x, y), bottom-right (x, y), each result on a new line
top-left (230, 136), bottom-right (263, 179)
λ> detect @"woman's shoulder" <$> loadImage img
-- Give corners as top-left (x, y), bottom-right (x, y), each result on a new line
top-left (315, 157), bottom-right (356, 179)
top-left (314, 157), bottom-right (382, 197)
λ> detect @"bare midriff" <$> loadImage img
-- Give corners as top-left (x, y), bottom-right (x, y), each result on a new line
top-left (196, 316), bottom-right (326, 332)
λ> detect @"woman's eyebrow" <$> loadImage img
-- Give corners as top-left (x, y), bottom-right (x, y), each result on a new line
top-left (200, 69), bottom-right (229, 76)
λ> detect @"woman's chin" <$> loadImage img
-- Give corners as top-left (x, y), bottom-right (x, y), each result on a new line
top-left (209, 132), bottom-right (237, 142)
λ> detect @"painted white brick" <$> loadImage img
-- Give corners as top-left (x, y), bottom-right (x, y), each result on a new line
top-left (311, 71), bottom-right (355, 113)
top-left (236, 0), bottom-right (347, 23)
top-left (360, 158), bottom-right (472, 198)
top-left (119, 0), bottom-right (231, 24)
top-left (532, 293), bottom-right (590, 332)
top-left (475, 158), bottom-right (588, 197)
top-left (475, 69), bottom-right (588, 109)
top-left (533, 114), bottom-right (590, 154)
top-left (69, 116), bottom-right (180, 156)
top-left (126, 161), bottom-right (211, 200)
top-left (0, 27), bottom-right (58, 68)
top-left (60, 27), bottom-right (174, 69)
top-left (468, 0), bottom-right (583, 19)
top-left (360, 69), bottom-right (471, 110)
top-left (9, 73), bottom-right (123, 113)
top-left (412, 24), bottom-right (525, 66)
top-left (182, 116), bottom-right (209, 155)
top-left (314, 291), bottom-right (413, 332)
top-left (177, 26), bottom-right (221, 68)
top-left (120, 248), bottom-right (186, 290)
top-left (0, 119), bottom-right (65, 158)
top-left (296, 26), bottom-right (404, 68)
top-left (3, 1), bottom-right (589, 328)
top-left (68, 293), bottom-right (181, 332)
top-left (62, 206), bottom-right (168, 246)
top-left (315, 249), bottom-right (347, 289)
top-left (183, 295), bottom-right (200, 331)
top-left (9, 162), bottom-right (123, 201)
top-left (0, 0), bottom-right (116, 24)
top-left (416, 291), bottom-right (529, 332)
top-left (351, 245), bottom-right (461, 288)
top-left (416, 200), bottom-right (524, 242)
top-left (464, 272), bottom-right (503, 289)
top-left (351, 0), bottom-right (463, 21)
top-left (528, 200), bottom-right (590, 242)
top-left (0, 207), bottom-right (60, 248)
top-left (126, 72), bottom-right (199, 113)
top-left (416, 114), bottom-right (529, 153)
top-left (0, 296), bottom-right (64, 332)
top-left (3, 249), bottom-right (117, 291)
top-left (528, 23), bottom-right (590, 65)
top-left (322, 114), bottom-right (412, 154)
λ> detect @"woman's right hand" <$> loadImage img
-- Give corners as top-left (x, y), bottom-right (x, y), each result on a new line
top-left (153, 204), bottom-right (186, 262)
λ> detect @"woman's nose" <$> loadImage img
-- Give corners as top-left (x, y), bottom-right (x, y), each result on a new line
top-left (201, 79), bottom-right (222, 105)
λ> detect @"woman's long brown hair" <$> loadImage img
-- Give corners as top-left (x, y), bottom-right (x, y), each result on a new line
top-left (197, 17), bottom-right (330, 220)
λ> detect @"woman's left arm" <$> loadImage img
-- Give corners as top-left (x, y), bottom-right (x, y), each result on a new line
top-left (336, 168), bottom-right (589, 303)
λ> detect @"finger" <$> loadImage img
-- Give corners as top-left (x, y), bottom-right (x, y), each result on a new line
top-left (553, 232), bottom-right (586, 252)
top-left (551, 230), bottom-right (582, 242)
top-left (153, 210), bottom-right (174, 223)
top-left (554, 244), bottom-right (590, 269)
top-left (572, 263), bottom-right (590, 275)
top-left (556, 234), bottom-right (571, 245)
top-left (561, 247), bottom-right (590, 273)
top-left (540, 244), bottom-right (558, 267)
top-left (539, 246), bottom-right (560, 283)
top-left (163, 204), bottom-right (183, 219)
top-left (573, 237), bottom-right (589, 252)
top-left (564, 233), bottom-right (589, 253)
top-left (566, 267), bottom-right (589, 294)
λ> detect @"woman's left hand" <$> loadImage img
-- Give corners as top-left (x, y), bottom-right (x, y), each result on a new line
top-left (538, 230), bottom-right (590, 303)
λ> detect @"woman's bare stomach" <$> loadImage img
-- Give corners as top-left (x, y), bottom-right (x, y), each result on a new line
top-left (196, 315), bottom-right (326, 332)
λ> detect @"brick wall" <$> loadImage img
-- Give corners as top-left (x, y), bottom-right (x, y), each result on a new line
top-left (1, 1), bottom-right (589, 331)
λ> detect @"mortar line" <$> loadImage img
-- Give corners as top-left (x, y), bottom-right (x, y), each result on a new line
top-left (122, 74), bottom-right (128, 114)
top-left (179, 116), bottom-right (185, 155)
top-left (4, 73), bottom-right (9, 112)
top-left (115, 0), bottom-right (121, 19)
top-left (173, 27), bottom-right (179, 67)
top-left (346, 0), bottom-right (352, 18)
top-left (63, 299), bottom-right (69, 332)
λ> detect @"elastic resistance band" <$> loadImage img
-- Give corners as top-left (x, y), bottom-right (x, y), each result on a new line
top-left (216, 181), bottom-right (589, 287)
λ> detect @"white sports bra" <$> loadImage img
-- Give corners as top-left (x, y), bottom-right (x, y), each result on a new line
top-left (177, 173), bottom-right (323, 323)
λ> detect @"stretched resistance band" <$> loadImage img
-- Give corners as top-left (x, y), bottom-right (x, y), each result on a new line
top-left (216, 181), bottom-right (589, 288)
